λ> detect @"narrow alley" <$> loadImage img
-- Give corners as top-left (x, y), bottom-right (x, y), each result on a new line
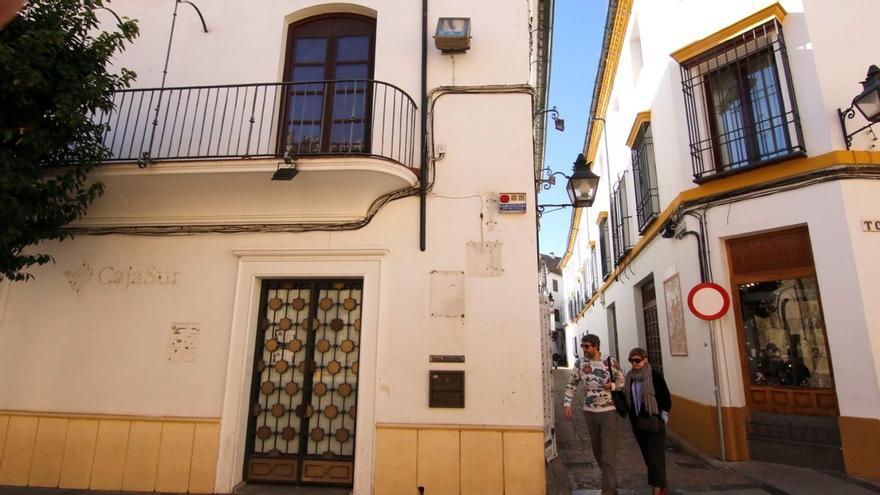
top-left (545, 370), bottom-right (880, 495)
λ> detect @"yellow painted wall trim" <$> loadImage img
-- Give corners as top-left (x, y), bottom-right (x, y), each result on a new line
top-left (589, 240), bottom-right (596, 248)
top-left (625, 111), bottom-right (652, 148)
top-left (374, 426), bottom-right (545, 495)
top-left (569, 151), bottom-right (880, 323)
top-left (596, 211), bottom-right (608, 225)
top-left (839, 416), bottom-right (880, 478)
top-left (668, 394), bottom-right (749, 461)
top-left (376, 423), bottom-right (543, 432)
top-left (670, 2), bottom-right (788, 63)
top-left (563, 0), bottom-right (633, 270)
top-left (585, 0), bottom-right (635, 162)
top-left (559, 207), bottom-right (582, 269)
top-left (0, 410), bottom-right (219, 424)
top-left (0, 412), bottom-right (219, 493)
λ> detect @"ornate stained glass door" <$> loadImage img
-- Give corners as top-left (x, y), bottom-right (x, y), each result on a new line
top-left (245, 280), bottom-right (362, 485)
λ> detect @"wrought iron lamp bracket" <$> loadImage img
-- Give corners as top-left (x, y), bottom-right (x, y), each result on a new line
top-left (838, 106), bottom-right (875, 150)
top-left (536, 203), bottom-right (572, 217)
top-left (536, 167), bottom-right (569, 191)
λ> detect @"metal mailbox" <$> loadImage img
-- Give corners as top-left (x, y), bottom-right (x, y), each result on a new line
top-left (429, 370), bottom-right (465, 408)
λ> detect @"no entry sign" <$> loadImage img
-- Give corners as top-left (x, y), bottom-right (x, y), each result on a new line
top-left (687, 282), bottom-right (730, 320)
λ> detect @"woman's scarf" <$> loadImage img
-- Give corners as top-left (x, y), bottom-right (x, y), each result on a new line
top-left (625, 362), bottom-right (659, 417)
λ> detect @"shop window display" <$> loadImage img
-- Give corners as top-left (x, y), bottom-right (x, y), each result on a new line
top-left (738, 277), bottom-right (832, 389)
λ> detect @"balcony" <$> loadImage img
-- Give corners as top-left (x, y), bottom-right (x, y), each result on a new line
top-left (78, 80), bottom-right (420, 229)
top-left (94, 79), bottom-right (417, 168)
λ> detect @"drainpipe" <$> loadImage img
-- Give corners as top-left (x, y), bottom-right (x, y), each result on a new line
top-left (680, 211), bottom-right (727, 461)
top-left (419, 0), bottom-right (428, 251)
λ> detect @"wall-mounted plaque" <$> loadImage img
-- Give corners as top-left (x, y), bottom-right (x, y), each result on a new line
top-left (429, 355), bottom-right (465, 363)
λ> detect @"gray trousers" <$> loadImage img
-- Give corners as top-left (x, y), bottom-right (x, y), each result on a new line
top-left (583, 410), bottom-right (620, 495)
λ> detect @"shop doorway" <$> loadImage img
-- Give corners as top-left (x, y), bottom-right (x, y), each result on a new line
top-left (727, 227), bottom-right (842, 469)
top-left (245, 279), bottom-right (362, 485)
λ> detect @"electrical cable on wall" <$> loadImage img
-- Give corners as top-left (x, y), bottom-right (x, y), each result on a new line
top-left (429, 193), bottom-right (485, 242)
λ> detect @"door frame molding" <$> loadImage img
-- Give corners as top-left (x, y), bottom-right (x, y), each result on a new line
top-left (217, 248), bottom-right (387, 494)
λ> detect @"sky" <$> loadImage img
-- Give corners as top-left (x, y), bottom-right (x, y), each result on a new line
top-left (538, 0), bottom-right (609, 258)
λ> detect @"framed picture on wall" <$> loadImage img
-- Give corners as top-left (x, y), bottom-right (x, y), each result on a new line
top-left (663, 273), bottom-right (688, 356)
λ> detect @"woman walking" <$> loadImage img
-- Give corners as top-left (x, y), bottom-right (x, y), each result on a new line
top-left (625, 348), bottom-right (672, 495)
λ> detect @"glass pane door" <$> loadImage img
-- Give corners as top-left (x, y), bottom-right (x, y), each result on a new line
top-left (739, 277), bottom-right (832, 389)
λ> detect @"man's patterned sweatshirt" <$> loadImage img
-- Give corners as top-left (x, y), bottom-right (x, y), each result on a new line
top-left (563, 354), bottom-right (626, 413)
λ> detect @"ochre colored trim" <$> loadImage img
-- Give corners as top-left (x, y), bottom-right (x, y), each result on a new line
top-left (374, 426), bottom-right (545, 495)
top-left (596, 211), bottom-right (609, 225)
top-left (585, 0), bottom-right (635, 162)
top-left (670, 3), bottom-right (788, 63)
top-left (564, 0), bottom-right (632, 269)
top-left (375, 423), bottom-right (543, 432)
top-left (839, 416), bottom-right (880, 478)
top-left (569, 151), bottom-right (880, 322)
top-left (559, 208), bottom-right (582, 269)
top-left (667, 394), bottom-right (749, 461)
top-left (0, 411), bottom-right (219, 492)
top-left (589, 240), bottom-right (596, 249)
top-left (0, 410), bottom-right (219, 424)
top-left (625, 111), bottom-right (652, 148)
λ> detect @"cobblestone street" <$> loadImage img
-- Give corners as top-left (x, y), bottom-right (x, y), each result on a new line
top-left (545, 370), bottom-right (880, 495)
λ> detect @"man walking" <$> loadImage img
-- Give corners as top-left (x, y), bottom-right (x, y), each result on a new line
top-left (563, 334), bottom-right (625, 494)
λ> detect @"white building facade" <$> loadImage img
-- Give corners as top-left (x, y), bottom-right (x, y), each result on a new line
top-left (560, 0), bottom-right (880, 479)
top-left (0, 1), bottom-right (554, 493)
top-left (540, 254), bottom-right (568, 367)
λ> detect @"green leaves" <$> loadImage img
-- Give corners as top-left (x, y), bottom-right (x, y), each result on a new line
top-left (0, 0), bottom-right (138, 281)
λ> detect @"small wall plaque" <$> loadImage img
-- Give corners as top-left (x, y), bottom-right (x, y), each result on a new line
top-left (429, 354), bottom-right (465, 363)
top-left (167, 322), bottom-right (200, 363)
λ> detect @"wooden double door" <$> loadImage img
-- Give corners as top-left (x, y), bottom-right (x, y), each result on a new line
top-left (245, 279), bottom-right (362, 485)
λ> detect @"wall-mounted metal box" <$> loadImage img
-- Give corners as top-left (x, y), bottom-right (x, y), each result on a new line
top-left (429, 370), bottom-right (465, 408)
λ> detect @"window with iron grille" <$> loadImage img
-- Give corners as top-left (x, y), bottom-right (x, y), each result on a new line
top-left (680, 20), bottom-right (804, 181)
top-left (610, 172), bottom-right (633, 263)
top-left (631, 122), bottom-right (660, 232)
top-left (599, 218), bottom-right (612, 280)
top-left (590, 247), bottom-right (600, 293)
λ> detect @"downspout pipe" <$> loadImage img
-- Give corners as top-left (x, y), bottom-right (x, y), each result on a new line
top-left (419, 0), bottom-right (428, 251)
top-left (680, 211), bottom-right (727, 462)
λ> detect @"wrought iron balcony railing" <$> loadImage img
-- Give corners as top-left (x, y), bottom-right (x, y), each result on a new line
top-left (94, 80), bottom-right (418, 168)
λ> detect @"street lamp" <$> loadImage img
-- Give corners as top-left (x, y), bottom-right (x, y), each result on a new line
top-left (566, 153), bottom-right (600, 208)
top-left (537, 153), bottom-right (601, 216)
top-left (838, 64), bottom-right (880, 149)
top-left (535, 106), bottom-right (565, 132)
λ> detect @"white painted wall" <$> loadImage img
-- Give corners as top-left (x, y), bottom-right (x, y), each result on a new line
top-left (0, 0), bottom-right (548, 491)
top-left (559, 0), bottom-right (880, 419)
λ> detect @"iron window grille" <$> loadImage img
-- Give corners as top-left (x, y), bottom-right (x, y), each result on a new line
top-left (631, 122), bottom-right (660, 232)
top-left (599, 218), bottom-right (612, 280)
top-left (580, 266), bottom-right (588, 298)
top-left (610, 172), bottom-right (634, 263)
top-left (680, 20), bottom-right (804, 182)
top-left (590, 247), bottom-right (600, 294)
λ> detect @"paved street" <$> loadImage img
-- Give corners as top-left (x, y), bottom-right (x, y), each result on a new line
top-left (546, 369), bottom-right (880, 495)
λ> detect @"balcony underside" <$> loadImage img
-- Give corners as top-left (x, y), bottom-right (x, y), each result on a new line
top-left (72, 157), bottom-right (418, 228)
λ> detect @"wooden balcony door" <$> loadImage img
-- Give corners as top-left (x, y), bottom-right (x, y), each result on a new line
top-left (281, 15), bottom-right (375, 156)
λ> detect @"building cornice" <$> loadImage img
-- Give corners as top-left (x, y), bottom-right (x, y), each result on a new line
top-left (568, 150), bottom-right (880, 322)
top-left (562, 0), bottom-right (633, 270)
